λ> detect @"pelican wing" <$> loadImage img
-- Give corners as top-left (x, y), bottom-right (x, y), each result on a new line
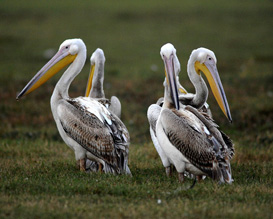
top-left (147, 104), bottom-right (161, 136)
top-left (57, 98), bottom-right (130, 172)
top-left (160, 108), bottom-right (232, 182)
top-left (87, 97), bottom-right (121, 119)
top-left (185, 105), bottom-right (234, 160)
top-left (109, 96), bottom-right (121, 118)
top-left (220, 130), bottom-right (235, 160)
top-left (148, 104), bottom-right (171, 168)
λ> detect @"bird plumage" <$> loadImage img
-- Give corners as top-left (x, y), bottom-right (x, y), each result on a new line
top-left (155, 43), bottom-right (234, 183)
top-left (59, 97), bottom-right (130, 174)
top-left (17, 39), bottom-right (131, 175)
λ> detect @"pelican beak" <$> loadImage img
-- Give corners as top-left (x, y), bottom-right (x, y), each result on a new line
top-left (85, 63), bottom-right (95, 97)
top-left (178, 83), bottom-right (187, 94)
top-left (16, 47), bottom-right (77, 100)
top-left (164, 55), bottom-right (180, 110)
top-left (195, 61), bottom-right (232, 122)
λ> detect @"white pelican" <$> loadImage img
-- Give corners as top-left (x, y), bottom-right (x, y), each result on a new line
top-left (85, 48), bottom-right (121, 118)
top-left (148, 44), bottom-right (213, 176)
top-left (16, 39), bottom-right (131, 175)
top-left (84, 48), bottom-right (122, 172)
top-left (155, 43), bottom-right (234, 183)
top-left (147, 44), bottom-right (185, 176)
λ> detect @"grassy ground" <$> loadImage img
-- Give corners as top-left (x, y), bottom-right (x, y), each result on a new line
top-left (0, 0), bottom-right (273, 218)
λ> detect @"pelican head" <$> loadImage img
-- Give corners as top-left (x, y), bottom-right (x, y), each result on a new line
top-left (160, 43), bottom-right (180, 110)
top-left (91, 48), bottom-right (105, 65)
top-left (16, 38), bottom-right (86, 100)
top-left (85, 48), bottom-right (106, 97)
top-left (160, 43), bottom-right (181, 76)
top-left (189, 47), bottom-right (232, 122)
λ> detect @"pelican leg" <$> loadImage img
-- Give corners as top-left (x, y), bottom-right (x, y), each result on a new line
top-left (79, 158), bottom-right (86, 171)
top-left (98, 163), bottom-right (103, 173)
top-left (197, 175), bottom-right (203, 182)
top-left (77, 160), bottom-right (80, 169)
top-left (165, 166), bottom-right (172, 177)
top-left (178, 172), bottom-right (184, 183)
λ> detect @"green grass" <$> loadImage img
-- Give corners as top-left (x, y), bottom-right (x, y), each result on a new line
top-left (1, 0), bottom-right (273, 218)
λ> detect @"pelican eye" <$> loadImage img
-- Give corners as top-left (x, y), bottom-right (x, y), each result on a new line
top-left (65, 46), bottom-right (69, 49)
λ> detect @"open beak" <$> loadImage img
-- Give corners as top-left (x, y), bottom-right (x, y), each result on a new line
top-left (84, 63), bottom-right (95, 97)
top-left (195, 61), bottom-right (232, 122)
top-left (16, 47), bottom-right (77, 100)
top-left (164, 55), bottom-right (180, 110)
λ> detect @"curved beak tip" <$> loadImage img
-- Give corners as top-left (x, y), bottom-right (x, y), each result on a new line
top-left (226, 113), bottom-right (232, 123)
top-left (16, 91), bottom-right (24, 100)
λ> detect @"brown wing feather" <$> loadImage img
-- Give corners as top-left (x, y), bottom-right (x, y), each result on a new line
top-left (57, 99), bottom-right (129, 171)
top-left (161, 109), bottom-right (216, 169)
top-left (185, 105), bottom-right (234, 160)
top-left (220, 130), bottom-right (235, 160)
top-left (161, 108), bottom-right (231, 181)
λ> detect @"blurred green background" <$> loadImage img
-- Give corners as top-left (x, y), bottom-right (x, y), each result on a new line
top-left (0, 0), bottom-right (272, 217)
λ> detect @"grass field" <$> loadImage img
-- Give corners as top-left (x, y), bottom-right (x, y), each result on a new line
top-left (1, 0), bottom-right (273, 218)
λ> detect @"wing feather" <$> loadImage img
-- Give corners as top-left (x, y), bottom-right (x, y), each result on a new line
top-left (147, 104), bottom-right (161, 137)
top-left (160, 108), bottom-right (232, 182)
top-left (57, 98), bottom-right (130, 172)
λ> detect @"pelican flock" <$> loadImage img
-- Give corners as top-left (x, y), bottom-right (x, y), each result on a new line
top-left (17, 38), bottom-right (234, 184)
top-left (152, 43), bottom-right (234, 183)
top-left (147, 44), bottom-right (234, 183)
top-left (148, 44), bottom-right (215, 177)
top-left (17, 39), bottom-right (131, 175)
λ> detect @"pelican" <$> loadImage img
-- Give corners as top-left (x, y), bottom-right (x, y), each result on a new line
top-left (16, 39), bottom-right (131, 175)
top-left (155, 43), bottom-right (234, 183)
top-left (148, 44), bottom-right (214, 176)
top-left (84, 48), bottom-right (122, 172)
top-left (85, 48), bottom-right (121, 118)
